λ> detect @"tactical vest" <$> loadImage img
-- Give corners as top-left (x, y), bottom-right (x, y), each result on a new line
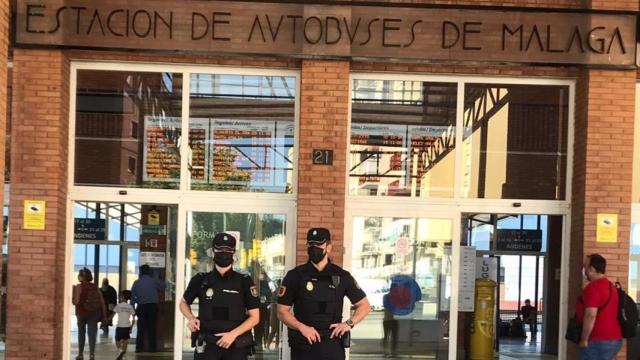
top-left (197, 272), bottom-right (247, 333)
top-left (293, 269), bottom-right (342, 330)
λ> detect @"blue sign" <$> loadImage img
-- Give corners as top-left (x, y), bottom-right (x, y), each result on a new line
top-left (74, 218), bottom-right (106, 240)
top-left (383, 274), bottom-right (422, 316)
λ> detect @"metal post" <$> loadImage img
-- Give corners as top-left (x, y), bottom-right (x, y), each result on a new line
top-left (93, 203), bottom-right (101, 284)
top-left (119, 203), bottom-right (126, 293)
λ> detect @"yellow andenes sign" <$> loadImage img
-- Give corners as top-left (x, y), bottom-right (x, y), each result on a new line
top-left (14, 0), bottom-right (637, 67)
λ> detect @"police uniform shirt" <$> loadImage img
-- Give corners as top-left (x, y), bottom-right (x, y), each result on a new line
top-left (277, 261), bottom-right (366, 331)
top-left (183, 269), bottom-right (260, 332)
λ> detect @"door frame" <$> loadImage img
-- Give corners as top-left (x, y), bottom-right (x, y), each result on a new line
top-left (343, 203), bottom-right (570, 360)
top-left (343, 201), bottom-right (461, 359)
top-left (64, 60), bottom-right (301, 360)
top-left (344, 73), bottom-right (574, 360)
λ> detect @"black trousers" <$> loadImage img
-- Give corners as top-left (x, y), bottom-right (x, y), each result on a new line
top-left (194, 344), bottom-right (248, 360)
top-left (291, 338), bottom-right (345, 360)
top-left (136, 303), bottom-right (158, 351)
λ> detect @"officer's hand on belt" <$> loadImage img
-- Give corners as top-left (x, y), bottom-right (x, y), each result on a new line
top-left (187, 317), bottom-right (200, 332)
top-left (329, 322), bottom-right (351, 339)
top-left (299, 324), bottom-right (321, 344)
top-left (215, 332), bottom-right (237, 349)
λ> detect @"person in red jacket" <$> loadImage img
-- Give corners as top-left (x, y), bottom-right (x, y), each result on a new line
top-left (576, 254), bottom-right (622, 360)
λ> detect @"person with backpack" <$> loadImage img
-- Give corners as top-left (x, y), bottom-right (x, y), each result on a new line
top-left (72, 268), bottom-right (107, 360)
top-left (576, 254), bottom-right (622, 360)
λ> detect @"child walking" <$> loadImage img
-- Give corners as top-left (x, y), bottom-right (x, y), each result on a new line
top-left (113, 290), bottom-right (135, 360)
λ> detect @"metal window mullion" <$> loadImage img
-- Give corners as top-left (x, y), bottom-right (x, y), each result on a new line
top-left (453, 81), bottom-right (464, 201)
top-left (179, 72), bottom-right (191, 193)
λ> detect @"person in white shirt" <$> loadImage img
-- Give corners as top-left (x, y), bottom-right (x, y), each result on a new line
top-left (113, 290), bottom-right (136, 360)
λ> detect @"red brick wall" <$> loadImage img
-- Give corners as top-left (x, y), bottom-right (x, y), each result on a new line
top-left (7, 49), bottom-right (69, 360)
top-left (296, 60), bottom-right (350, 266)
top-left (570, 69), bottom-right (636, 359)
top-left (352, 61), bottom-right (579, 78)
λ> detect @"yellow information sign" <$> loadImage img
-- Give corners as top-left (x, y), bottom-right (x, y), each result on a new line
top-left (147, 210), bottom-right (160, 225)
top-left (23, 200), bottom-right (45, 230)
top-left (596, 213), bottom-right (618, 243)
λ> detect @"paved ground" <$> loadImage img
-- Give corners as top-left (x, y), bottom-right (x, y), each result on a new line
top-left (63, 331), bottom-right (556, 360)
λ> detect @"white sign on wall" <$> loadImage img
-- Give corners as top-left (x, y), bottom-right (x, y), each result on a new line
top-left (476, 257), bottom-right (498, 282)
top-left (458, 246), bottom-right (477, 312)
top-left (140, 252), bottom-right (166, 268)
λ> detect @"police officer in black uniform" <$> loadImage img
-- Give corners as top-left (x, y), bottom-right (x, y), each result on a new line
top-left (277, 227), bottom-right (371, 360)
top-left (180, 232), bottom-right (260, 360)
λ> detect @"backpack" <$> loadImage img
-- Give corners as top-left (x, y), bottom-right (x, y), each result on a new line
top-left (83, 283), bottom-right (102, 312)
top-left (508, 317), bottom-right (526, 338)
top-left (614, 282), bottom-right (638, 338)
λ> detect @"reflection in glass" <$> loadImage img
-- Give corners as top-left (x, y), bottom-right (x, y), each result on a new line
top-left (71, 202), bottom-right (178, 356)
top-left (184, 212), bottom-right (287, 355)
top-left (350, 80), bottom-right (457, 197)
top-left (462, 84), bottom-right (568, 200)
top-left (350, 216), bottom-right (452, 358)
top-left (75, 71), bottom-right (183, 189)
top-left (629, 224), bottom-right (640, 301)
top-left (189, 74), bottom-right (296, 192)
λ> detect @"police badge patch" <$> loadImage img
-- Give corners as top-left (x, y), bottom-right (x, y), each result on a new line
top-left (278, 286), bottom-right (287, 297)
top-left (206, 288), bottom-right (214, 298)
top-left (250, 286), bottom-right (258, 297)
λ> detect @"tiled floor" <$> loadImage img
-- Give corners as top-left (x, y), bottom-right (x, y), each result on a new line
top-left (497, 332), bottom-right (557, 360)
top-left (65, 333), bottom-right (557, 360)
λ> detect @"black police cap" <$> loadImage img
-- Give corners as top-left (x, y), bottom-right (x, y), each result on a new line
top-left (212, 232), bottom-right (237, 251)
top-left (307, 227), bottom-right (331, 245)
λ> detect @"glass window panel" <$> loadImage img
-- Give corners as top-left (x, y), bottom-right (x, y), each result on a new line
top-left (74, 70), bottom-right (183, 189)
top-left (184, 211), bottom-right (287, 355)
top-left (463, 214), bottom-right (492, 251)
top-left (126, 247), bottom-right (140, 290)
top-left (350, 216), bottom-right (452, 358)
top-left (629, 223), bottom-right (640, 301)
top-left (189, 74), bottom-right (296, 193)
top-left (462, 84), bottom-right (569, 200)
top-left (350, 80), bottom-right (457, 197)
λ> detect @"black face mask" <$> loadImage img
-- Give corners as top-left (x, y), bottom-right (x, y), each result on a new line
top-left (308, 246), bottom-right (326, 264)
top-left (213, 252), bottom-right (234, 267)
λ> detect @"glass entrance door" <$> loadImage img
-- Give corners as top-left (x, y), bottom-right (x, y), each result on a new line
top-left (348, 216), bottom-right (454, 359)
top-left (457, 213), bottom-right (563, 359)
top-left (182, 210), bottom-right (290, 359)
top-left (70, 202), bottom-right (179, 358)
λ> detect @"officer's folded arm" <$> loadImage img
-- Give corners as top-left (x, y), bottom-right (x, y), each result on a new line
top-left (350, 297), bottom-right (372, 326)
top-left (277, 304), bottom-right (321, 344)
top-left (179, 297), bottom-right (200, 332)
top-left (215, 308), bottom-right (260, 349)
top-left (330, 297), bottom-right (371, 338)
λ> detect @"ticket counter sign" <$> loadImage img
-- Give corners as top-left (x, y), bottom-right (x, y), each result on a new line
top-left (74, 218), bottom-right (106, 240)
top-left (496, 229), bottom-right (542, 252)
top-left (23, 200), bottom-right (45, 230)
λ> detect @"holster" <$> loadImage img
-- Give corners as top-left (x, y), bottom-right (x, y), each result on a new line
top-left (341, 331), bottom-right (351, 348)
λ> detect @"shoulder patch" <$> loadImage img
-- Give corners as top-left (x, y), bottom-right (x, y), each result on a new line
top-left (250, 286), bottom-right (258, 297)
top-left (278, 285), bottom-right (287, 297)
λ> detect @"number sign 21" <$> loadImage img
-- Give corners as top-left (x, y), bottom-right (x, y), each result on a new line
top-left (312, 149), bottom-right (333, 165)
